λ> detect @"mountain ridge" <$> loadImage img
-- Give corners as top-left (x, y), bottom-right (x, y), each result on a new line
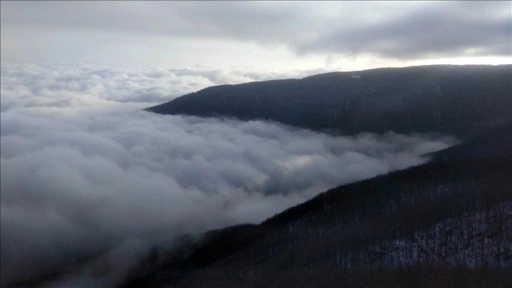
top-left (146, 64), bottom-right (512, 139)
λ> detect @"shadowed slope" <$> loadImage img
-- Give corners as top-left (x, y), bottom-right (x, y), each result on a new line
top-left (121, 125), bottom-right (512, 288)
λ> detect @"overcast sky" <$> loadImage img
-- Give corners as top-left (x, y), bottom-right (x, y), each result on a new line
top-left (1, 1), bottom-right (511, 72)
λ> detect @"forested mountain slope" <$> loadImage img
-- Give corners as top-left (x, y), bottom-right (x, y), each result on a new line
top-left (432, 121), bottom-right (512, 162)
top-left (147, 65), bottom-right (512, 139)
top-left (122, 124), bottom-right (512, 288)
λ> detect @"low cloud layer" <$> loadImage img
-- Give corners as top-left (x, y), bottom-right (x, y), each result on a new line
top-left (0, 63), bottom-right (457, 287)
top-left (1, 62), bottom-right (332, 112)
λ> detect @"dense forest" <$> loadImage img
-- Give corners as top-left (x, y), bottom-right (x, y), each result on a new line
top-left (121, 123), bottom-right (512, 288)
top-left (147, 65), bottom-right (512, 139)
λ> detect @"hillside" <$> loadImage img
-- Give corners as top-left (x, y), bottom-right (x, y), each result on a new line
top-left (432, 122), bottom-right (512, 162)
top-left (121, 125), bottom-right (512, 288)
top-left (146, 65), bottom-right (512, 139)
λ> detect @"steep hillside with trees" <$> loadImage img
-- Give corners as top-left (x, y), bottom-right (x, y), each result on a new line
top-left (122, 123), bottom-right (512, 288)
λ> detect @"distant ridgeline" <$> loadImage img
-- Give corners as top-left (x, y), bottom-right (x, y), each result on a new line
top-left (147, 65), bottom-right (512, 139)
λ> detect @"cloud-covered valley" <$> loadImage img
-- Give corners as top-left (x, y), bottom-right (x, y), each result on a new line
top-left (0, 62), bottom-right (457, 287)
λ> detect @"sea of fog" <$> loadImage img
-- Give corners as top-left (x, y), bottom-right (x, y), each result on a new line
top-left (0, 62), bottom-right (457, 287)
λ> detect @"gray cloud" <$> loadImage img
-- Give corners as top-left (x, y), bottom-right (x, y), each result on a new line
top-left (0, 63), bottom-right (457, 287)
top-left (2, 1), bottom-right (510, 61)
top-left (0, 62), bottom-right (332, 112)
top-left (298, 2), bottom-right (512, 59)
